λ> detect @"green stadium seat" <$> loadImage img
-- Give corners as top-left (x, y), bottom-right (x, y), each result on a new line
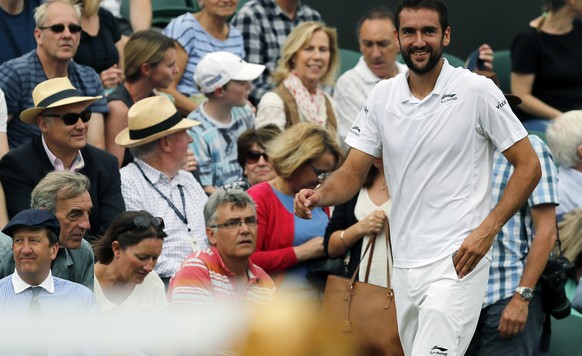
top-left (338, 48), bottom-right (360, 76)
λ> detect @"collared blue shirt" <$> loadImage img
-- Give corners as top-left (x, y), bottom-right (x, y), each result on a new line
top-left (485, 135), bottom-right (559, 306)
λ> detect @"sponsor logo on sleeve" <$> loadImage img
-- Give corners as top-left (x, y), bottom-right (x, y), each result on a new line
top-left (496, 99), bottom-right (507, 109)
top-left (349, 126), bottom-right (361, 137)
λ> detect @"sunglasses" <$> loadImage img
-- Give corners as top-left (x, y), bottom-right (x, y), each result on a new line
top-left (246, 150), bottom-right (269, 164)
top-left (209, 216), bottom-right (258, 230)
top-left (42, 109), bottom-right (92, 125)
top-left (39, 24), bottom-right (83, 34)
top-left (130, 216), bottom-right (165, 231)
top-left (308, 161), bottom-right (332, 181)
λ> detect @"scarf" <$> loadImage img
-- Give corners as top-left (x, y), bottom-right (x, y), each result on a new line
top-left (282, 72), bottom-right (327, 127)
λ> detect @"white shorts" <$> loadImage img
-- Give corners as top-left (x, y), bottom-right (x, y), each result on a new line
top-left (393, 252), bottom-right (490, 356)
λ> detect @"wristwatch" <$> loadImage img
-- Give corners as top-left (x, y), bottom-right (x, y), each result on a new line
top-left (515, 286), bottom-right (534, 301)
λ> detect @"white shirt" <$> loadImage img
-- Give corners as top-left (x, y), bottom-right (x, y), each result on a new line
top-left (556, 167), bottom-right (582, 218)
top-left (354, 188), bottom-right (392, 287)
top-left (0, 88), bottom-right (7, 132)
top-left (334, 57), bottom-right (407, 147)
top-left (346, 59), bottom-right (527, 268)
top-left (120, 159), bottom-right (208, 278)
top-left (94, 271), bottom-right (168, 313)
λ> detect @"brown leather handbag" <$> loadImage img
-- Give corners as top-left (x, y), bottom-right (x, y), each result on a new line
top-left (321, 220), bottom-right (404, 356)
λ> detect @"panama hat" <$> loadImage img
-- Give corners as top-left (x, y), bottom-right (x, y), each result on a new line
top-left (20, 77), bottom-right (103, 125)
top-left (115, 96), bottom-right (200, 148)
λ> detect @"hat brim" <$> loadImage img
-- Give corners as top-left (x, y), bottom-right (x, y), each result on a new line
top-left (115, 118), bottom-right (200, 148)
top-left (20, 96), bottom-right (102, 125)
top-left (231, 63), bottom-right (266, 82)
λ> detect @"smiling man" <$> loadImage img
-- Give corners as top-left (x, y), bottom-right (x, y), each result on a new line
top-left (294, 1), bottom-right (541, 354)
top-left (0, 0), bottom-right (107, 149)
top-left (168, 189), bottom-right (275, 306)
top-left (0, 77), bottom-right (125, 240)
top-left (0, 171), bottom-right (95, 289)
top-left (0, 209), bottom-right (96, 318)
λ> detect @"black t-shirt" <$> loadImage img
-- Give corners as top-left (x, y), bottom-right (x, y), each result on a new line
top-left (74, 8), bottom-right (121, 74)
top-left (511, 19), bottom-right (582, 120)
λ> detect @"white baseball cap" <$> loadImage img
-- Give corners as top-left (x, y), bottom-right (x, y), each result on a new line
top-left (194, 51), bottom-right (265, 94)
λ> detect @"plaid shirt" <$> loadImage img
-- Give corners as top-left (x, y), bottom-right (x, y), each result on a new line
top-left (120, 159), bottom-right (208, 278)
top-left (231, 0), bottom-right (322, 103)
top-left (485, 135), bottom-right (559, 306)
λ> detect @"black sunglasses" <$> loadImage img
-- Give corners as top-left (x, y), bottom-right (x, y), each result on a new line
top-left (246, 150), bottom-right (269, 164)
top-left (39, 24), bottom-right (83, 34)
top-left (42, 109), bottom-right (92, 125)
top-left (131, 216), bottom-right (165, 231)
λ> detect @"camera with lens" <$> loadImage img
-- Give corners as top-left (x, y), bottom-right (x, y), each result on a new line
top-left (540, 256), bottom-right (576, 319)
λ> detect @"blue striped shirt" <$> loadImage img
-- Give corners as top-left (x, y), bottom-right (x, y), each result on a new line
top-left (0, 50), bottom-right (108, 149)
top-left (485, 135), bottom-right (559, 306)
top-left (0, 272), bottom-right (98, 316)
top-left (187, 104), bottom-right (254, 188)
top-left (163, 13), bottom-right (245, 97)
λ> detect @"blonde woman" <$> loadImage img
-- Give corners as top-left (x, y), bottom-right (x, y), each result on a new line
top-left (255, 21), bottom-right (340, 132)
top-left (247, 123), bottom-right (343, 300)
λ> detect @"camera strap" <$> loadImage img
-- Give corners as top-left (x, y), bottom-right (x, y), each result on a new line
top-left (539, 314), bottom-right (552, 352)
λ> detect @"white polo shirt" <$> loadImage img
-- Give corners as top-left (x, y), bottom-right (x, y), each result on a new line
top-left (346, 59), bottom-right (527, 269)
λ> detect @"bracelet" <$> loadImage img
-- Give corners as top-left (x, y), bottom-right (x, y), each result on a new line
top-left (339, 230), bottom-right (349, 249)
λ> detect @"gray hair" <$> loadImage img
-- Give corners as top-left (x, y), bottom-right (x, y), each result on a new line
top-left (204, 189), bottom-right (256, 228)
top-left (34, 0), bottom-right (82, 28)
top-left (31, 171), bottom-right (90, 213)
top-left (546, 110), bottom-right (582, 168)
top-left (129, 140), bottom-right (159, 160)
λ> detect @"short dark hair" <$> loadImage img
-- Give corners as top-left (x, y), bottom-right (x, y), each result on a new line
top-left (356, 7), bottom-right (394, 39)
top-left (92, 211), bottom-right (167, 264)
top-left (236, 124), bottom-right (281, 169)
top-left (394, 0), bottom-right (449, 32)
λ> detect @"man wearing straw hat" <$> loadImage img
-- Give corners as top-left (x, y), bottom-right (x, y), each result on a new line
top-left (0, 77), bottom-right (125, 240)
top-left (116, 95), bottom-right (208, 287)
top-left (0, 0), bottom-right (108, 150)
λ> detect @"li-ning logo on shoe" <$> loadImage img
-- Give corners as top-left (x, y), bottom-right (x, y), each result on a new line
top-left (349, 126), bottom-right (361, 137)
top-left (430, 346), bottom-right (448, 355)
top-left (440, 93), bottom-right (457, 103)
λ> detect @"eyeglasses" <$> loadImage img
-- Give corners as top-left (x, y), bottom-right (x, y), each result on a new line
top-left (209, 216), bottom-right (258, 230)
top-left (308, 161), bottom-right (332, 181)
top-left (39, 24), bottom-right (82, 34)
top-left (130, 216), bottom-right (165, 231)
top-left (246, 150), bottom-right (269, 164)
top-left (42, 109), bottom-right (92, 125)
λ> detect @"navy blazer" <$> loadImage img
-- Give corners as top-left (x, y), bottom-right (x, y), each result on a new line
top-left (0, 136), bottom-right (125, 239)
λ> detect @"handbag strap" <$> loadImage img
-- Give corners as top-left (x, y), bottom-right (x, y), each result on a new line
top-left (385, 217), bottom-right (393, 291)
top-left (363, 232), bottom-right (377, 282)
top-left (349, 233), bottom-right (377, 285)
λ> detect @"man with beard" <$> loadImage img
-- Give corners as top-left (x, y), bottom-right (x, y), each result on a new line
top-left (294, 0), bottom-right (541, 355)
top-left (0, 171), bottom-right (94, 289)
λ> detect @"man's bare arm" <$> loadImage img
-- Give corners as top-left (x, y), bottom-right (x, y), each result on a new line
top-left (454, 137), bottom-right (542, 277)
top-left (294, 149), bottom-right (375, 218)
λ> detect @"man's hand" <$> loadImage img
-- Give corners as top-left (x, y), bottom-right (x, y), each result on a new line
top-left (182, 149), bottom-right (197, 172)
top-left (293, 188), bottom-right (322, 219)
top-left (100, 64), bottom-right (124, 89)
top-left (453, 222), bottom-right (497, 278)
top-left (498, 295), bottom-right (529, 339)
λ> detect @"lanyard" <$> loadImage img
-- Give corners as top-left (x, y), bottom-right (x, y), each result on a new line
top-left (132, 162), bottom-right (190, 232)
